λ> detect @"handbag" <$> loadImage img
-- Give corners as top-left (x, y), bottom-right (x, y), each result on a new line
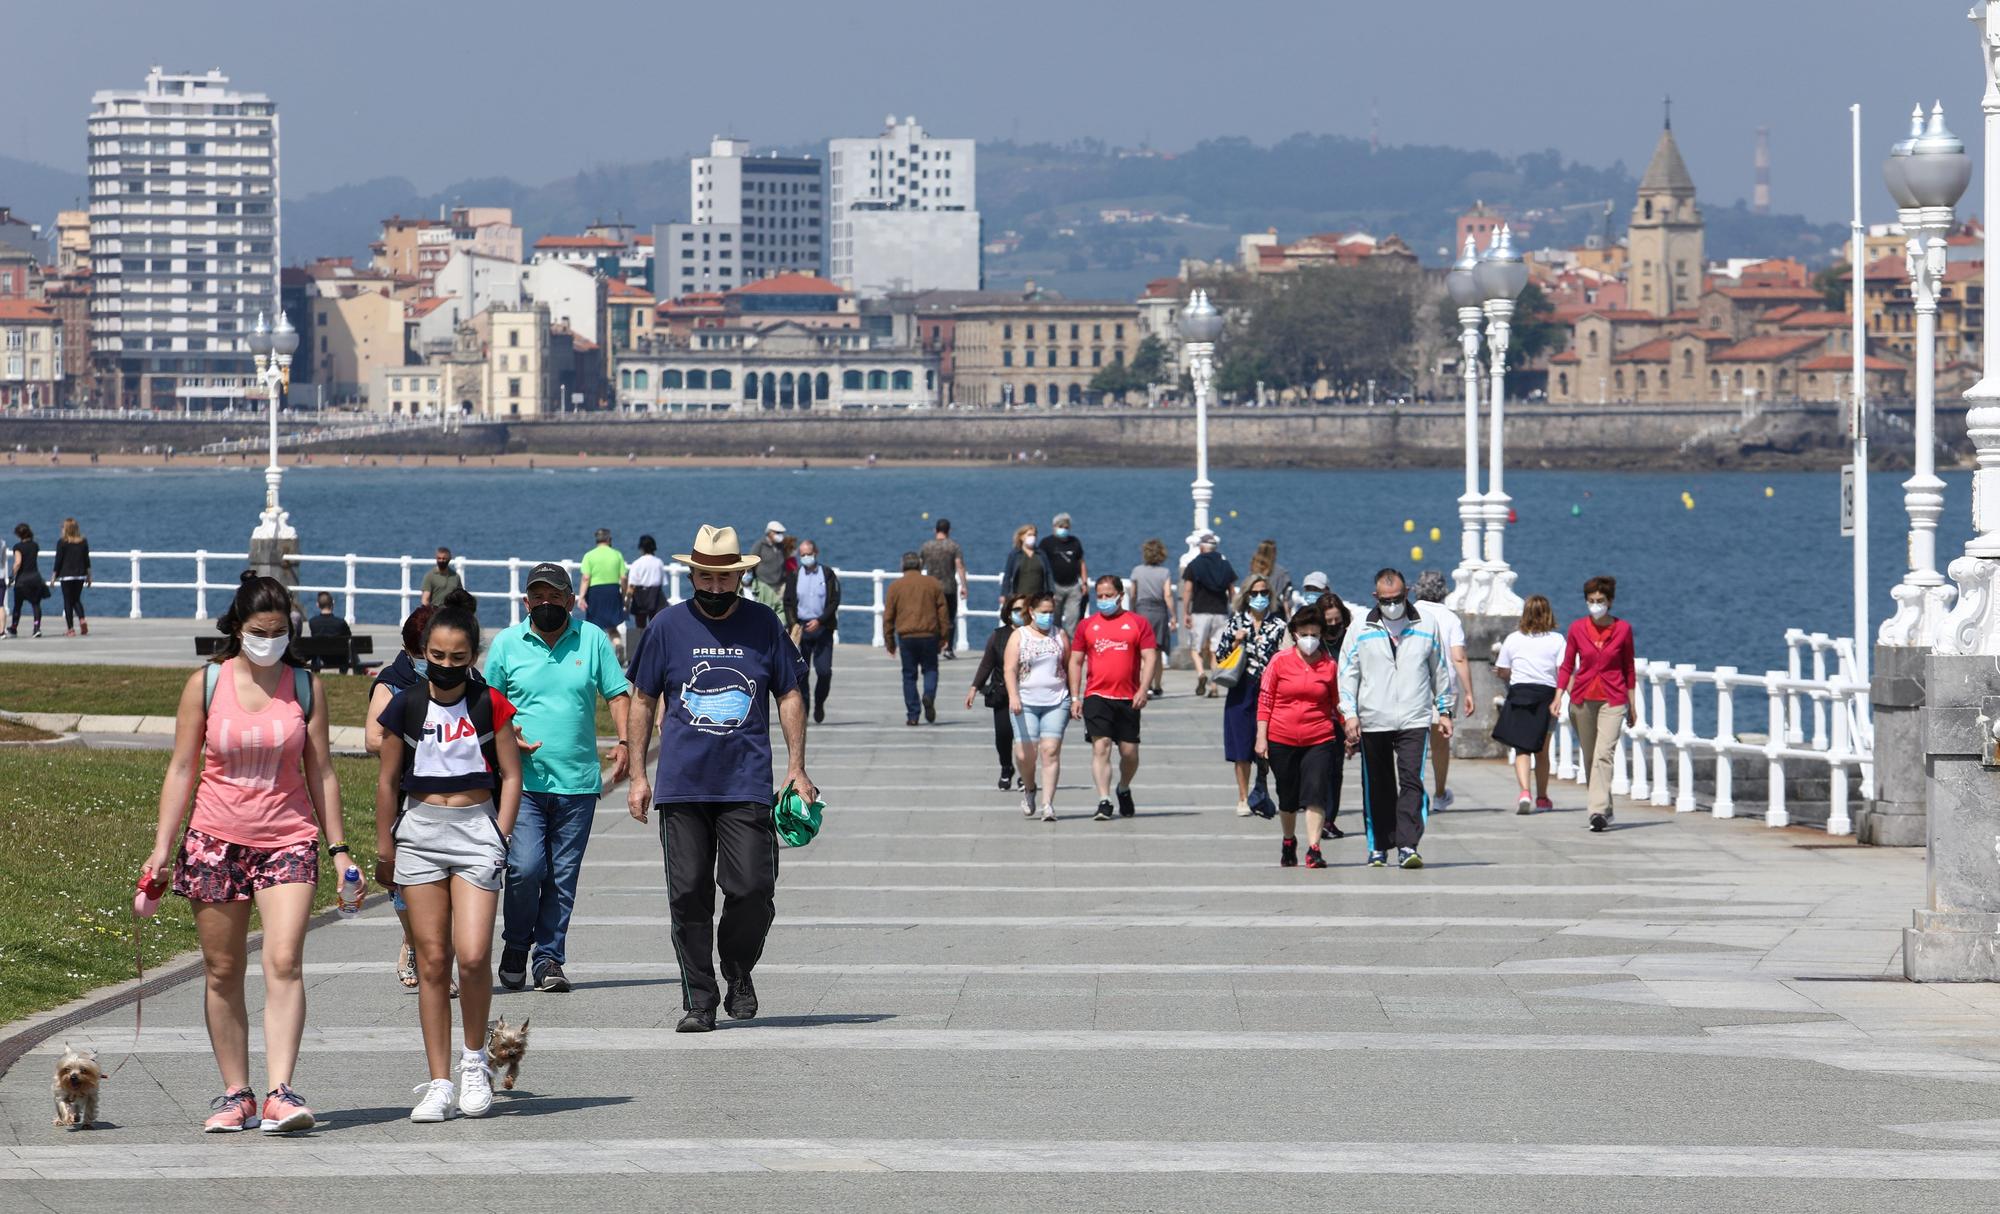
top-left (1211, 640), bottom-right (1246, 690)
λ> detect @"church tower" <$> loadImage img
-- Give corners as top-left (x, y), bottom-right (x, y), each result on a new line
top-left (1627, 102), bottom-right (1705, 318)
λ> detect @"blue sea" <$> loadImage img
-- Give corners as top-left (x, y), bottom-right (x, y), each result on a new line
top-left (0, 462), bottom-right (1974, 681)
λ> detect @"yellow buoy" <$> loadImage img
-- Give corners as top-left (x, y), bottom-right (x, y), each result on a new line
top-left (1213, 515), bottom-right (1222, 525)
top-left (1764, 486), bottom-right (1774, 498)
top-left (1229, 510), bottom-right (1238, 518)
top-left (1403, 519), bottom-right (1415, 532)
top-left (824, 515), bottom-right (834, 525)
top-left (1429, 527), bottom-right (1442, 542)
top-left (1410, 545), bottom-right (1424, 561)
top-left (1683, 497), bottom-right (1695, 510)
top-left (921, 511), bottom-right (930, 519)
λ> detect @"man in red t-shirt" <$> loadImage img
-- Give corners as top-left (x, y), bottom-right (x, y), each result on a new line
top-left (1068, 574), bottom-right (1159, 821)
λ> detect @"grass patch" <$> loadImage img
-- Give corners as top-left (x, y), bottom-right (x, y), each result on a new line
top-left (0, 718), bottom-right (55, 742)
top-left (0, 750), bottom-right (383, 1025)
top-left (0, 664), bottom-right (620, 734)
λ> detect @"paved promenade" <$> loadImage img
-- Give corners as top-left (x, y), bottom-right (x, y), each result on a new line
top-left (4, 646), bottom-right (1999, 1211)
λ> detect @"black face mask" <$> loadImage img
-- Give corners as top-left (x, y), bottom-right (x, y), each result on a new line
top-left (437, 560), bottom-right (451, 570)
top-left (529, 602), bottom-right (568, 632)
top-left (429, 662), bottom-right (472, 691)
top-left (693, 588), bottom-right (737, 618)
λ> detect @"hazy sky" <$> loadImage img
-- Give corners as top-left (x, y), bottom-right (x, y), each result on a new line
top-left (2, 0), bottom-right (1984, 223)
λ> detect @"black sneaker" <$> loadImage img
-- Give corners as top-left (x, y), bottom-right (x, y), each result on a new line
top-left (1320, 823), bottom-right (1345, 840)
top-left (1280, 837), bottom-right (1298, 867)
top-left (1588, 813), bottom-right (1608, 833)
top-left (923, 695), bottom-right (937, 723)
top-left (498, 946), bottom-right (529, 991)
top-left (998, 773), bottom-right (1013, 791)
top-left (1367, 850), bottom-right (1388, 868)
top-left (1304, 847), bottom-right (1328, 869)
top-left (724, 974), bottom-right (758, 1021)
top-left (1093, 799), bottom-right (1115, 822)
top-left (813, 702), bottom-right (825, 724)
top-left (676, 1008), bottom-right (716, 1033)
top-left (533, 961), bottom-right (570, 993)
top-left (1116, 788), bottom-right (1136, 817)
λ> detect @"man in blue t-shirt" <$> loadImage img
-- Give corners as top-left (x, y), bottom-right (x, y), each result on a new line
top-left (626, 524), bottom-right (816, 1033)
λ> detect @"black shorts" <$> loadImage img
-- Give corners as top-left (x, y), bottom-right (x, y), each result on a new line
top-left (1082, 695), bottom-right (1142, 744)
top-left (1268, 739), bottom-right (1336, 813)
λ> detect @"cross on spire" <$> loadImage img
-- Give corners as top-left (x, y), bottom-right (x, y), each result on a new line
top-left (1664, 94), bottom-right (1672, 131)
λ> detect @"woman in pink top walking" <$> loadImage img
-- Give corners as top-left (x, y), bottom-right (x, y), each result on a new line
top-left (143, 573), bottom-right (354, 1134)
top-left (1554, 575), bottom-right (1637, 833)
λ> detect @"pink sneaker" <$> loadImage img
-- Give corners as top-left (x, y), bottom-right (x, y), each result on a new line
top-left (1535, 796), bottom-right (1554, 811)
top-left (260, 1083), bottom-right (316, 1134)
top-left (203, 1087), bottom-right (260, 1133)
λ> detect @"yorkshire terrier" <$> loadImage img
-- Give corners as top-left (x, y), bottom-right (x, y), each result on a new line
top-left (486, 1017), bottom-right (529, 1091)
top-left (52, 1045), bottom-right (103, 1130)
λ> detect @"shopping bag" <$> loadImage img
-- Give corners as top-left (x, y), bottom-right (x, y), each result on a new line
top-left (773, 780), bottom-right (824, 848)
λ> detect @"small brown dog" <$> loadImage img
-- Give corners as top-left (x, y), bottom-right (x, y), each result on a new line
top-left (486, 1017), bottom-right (529, 1091)
top-left (52, 1045), bottom-right (103, 1130)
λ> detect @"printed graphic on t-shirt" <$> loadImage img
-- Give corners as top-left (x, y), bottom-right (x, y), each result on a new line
top-left (212, 717), bottom-right (292, 790)
top-left (681, 659), bottom-right (757, 734)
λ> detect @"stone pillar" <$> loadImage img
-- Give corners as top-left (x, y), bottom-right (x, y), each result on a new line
top-left (1451, 612), bottom-right (1514, 760)
top-left (1902, 652), bottom-right (2000, 980)
top-left (248, 536), bottom-right (300, 589)
top-left (1859, 644), bottom-right (1928, 846)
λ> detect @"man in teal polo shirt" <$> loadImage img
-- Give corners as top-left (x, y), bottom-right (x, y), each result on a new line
top-left (485, 561), bottom-right (632, 993)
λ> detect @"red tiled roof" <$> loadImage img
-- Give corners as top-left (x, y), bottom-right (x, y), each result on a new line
top-left (1850, 255), bottom-right (1905, 282)
top-left (1712, 286), bottom-right (1824, 301)
top-left (571, 336), bottom-right (597, 352)
top-left (1946, 261), bottom-right (1984, 283)
top-left (1802, 354), bottom-right (1904, 372)
top-left (1779, 310), bottom-right (1848, 328)
top-left (1663, 309), bottom-right (1701, 322)
top-left (1571, 309), bottom-right (1659, 323)
top-left (406, 297), bottom-right (448, 317)
top-left (0, 299), bottom-right (54, 320)
top-left (1761, 304), bottom-right (1804, 322)
top-left (635, 235), bottom-right (654, 247)
top-left (1142, 277), bottom-right (1184, 299)
top-left (534, 235), bottom-right (623, 250)
top-left (1613, 338), bottom-right (1675, 363)
top-left (1710, 334), bottom-right (1826, 362)
top-left (731, 273), bottom-right (845, 296)
top-left (605, 277), bottom-right (651, 299)
top-left (1548, 351), bottom-right (1581, 364)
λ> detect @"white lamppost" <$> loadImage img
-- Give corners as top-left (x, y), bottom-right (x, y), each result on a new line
top-left (1179, 289), bottom-right (1224, 564)
top-left (1475, 224), bottom-right (1529, 615)
top-left (246, 310), bottom-right (300, 547)
top-left (1880, 103), bottom-right (1972, 648)
top-left (1444, 237), bottom-right (1487, 611)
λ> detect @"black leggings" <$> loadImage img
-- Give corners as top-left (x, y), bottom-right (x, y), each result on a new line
top-left (10, 592), bottom-right (40, 631)
top-left (61, 581), bottom-right (86, 627)
top-left (990, 702), bottom-right (1015, 778)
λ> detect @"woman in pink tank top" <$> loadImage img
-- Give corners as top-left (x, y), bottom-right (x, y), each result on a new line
top-left (142, 574), bottom-right (354, 1135)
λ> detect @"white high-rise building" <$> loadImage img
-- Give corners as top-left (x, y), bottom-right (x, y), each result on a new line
top-left (827, 115), bottom-right (980, 296)
top-left (685, 137), bottom-right (823, 285)
top-left (88, 66), bottom-right (280, 410)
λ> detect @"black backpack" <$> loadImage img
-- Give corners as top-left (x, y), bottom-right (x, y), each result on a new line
top-left (395, 681), bottom-right (501, 792)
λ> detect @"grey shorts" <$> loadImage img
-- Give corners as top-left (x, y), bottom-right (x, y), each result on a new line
top-left (393, 798), bottom-right (506, 891)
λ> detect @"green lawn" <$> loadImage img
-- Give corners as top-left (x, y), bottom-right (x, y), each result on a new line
top-left (0, 664), bottom-right (619, 734)
top-left (0, 751), bottom-right (382, 1025)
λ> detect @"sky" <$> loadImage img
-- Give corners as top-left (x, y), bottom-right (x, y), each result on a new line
top-left (0, 0), bottom-right (1985, 224)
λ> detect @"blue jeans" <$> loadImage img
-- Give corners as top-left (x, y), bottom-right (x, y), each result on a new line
top-left (502, 790), bottom-right (597, 969)
top-left (898, 634), bottom-right (940, 720)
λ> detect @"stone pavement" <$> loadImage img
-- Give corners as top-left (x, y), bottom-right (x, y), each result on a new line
top-left (4, 648), bottom-right (2000, 1212)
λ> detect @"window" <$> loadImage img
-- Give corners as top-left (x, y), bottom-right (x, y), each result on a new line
top-left (662, 369), bottom-right (683, 389)
top-left (1002, 323), bottom-right (1013, 340)
top-left (508, 377), bottom-right (522, 397)
top-left (712, 369), bottom-right (732, 390)
top-left (1613, 370), bottom-right (1624, 393)
top-left (1070, 351), bottom-right (1080, 367)
top-left (1002, 350), bottom-right (1013, 367)
top-left (867, 370), bottom-right (889, 390)
top-left (1025, 350), bottom-right (1035, 367)
top-left (1587, 330), bottom-right (1599, 356)
top-left (1681, 349), bottom-right (1693, 377)
top-left (1636, 369), bottom-right (1648, 392)
top-left (1091, 350), bottom-right (1102, 367)
top-left (687, 370), bottom-right (707, 390)
top-left (815, 372), bottom-right (829, 399)
top-left (843, 369), bottom-right (863, 390)
top-left (1023, 383), bottom-right (1037, 405)
top-left (892, 370), bottom-right (912, 391)
top-left (1069, 324), bottom-right (1079, 340)
top-left (509, 330), bottom-right (520, 347)
top-left (1558, 372), bottom-right (1569, 395)
top-left (1115, 324), bottom-right (1125, 340)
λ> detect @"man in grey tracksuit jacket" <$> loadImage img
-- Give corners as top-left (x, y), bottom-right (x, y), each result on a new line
top-left (1338, 569), bottom-right (1457, 867)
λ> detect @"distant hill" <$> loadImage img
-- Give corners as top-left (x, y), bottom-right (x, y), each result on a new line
top-left (0, 135), bottom-right (1848, 298)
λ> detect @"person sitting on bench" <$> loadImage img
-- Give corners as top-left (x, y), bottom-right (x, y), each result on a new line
top-left (306, 592), bottom-right (356, 674)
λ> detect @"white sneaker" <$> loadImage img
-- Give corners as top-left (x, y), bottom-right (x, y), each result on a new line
top-left (1020, 788), bottom-right (1036, 817)
top-left (1040, 802), bottom-right (1057, 822)
top-left (1235, 799), bottom-right (1251, 817)
top-left (409, 1079), bottom-right (456, 1123)
top-left (457, 1057), bottom-right (494, 1117)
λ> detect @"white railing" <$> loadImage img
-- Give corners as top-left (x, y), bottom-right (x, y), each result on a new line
top-left (88, 548), bottom-right (1004, 651)
top-left (196, 412), bottom-right (481, 456)
top-left (1544, 632), bottom-right (1873, 837)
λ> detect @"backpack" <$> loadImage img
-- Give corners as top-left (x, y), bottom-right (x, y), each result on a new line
top-left (393, 680), bottom-right (501, 792)
top-left (204, 661), bottom-right (314, 720)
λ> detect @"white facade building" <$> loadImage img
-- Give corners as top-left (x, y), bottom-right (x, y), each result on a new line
top-left (656, 221), bottom-right (744, 297)
top-left (827, 116), bottom-right (979, 295)
top-left (688, 137), bottom-right (823, 284)
top-left (614, 324), bottom-right (938, 412)
top-left (88, 66), bottom-right (280, 410)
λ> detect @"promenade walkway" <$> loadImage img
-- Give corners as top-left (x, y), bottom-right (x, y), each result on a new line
top-left (3, 648), bottom-right (1998, 1211)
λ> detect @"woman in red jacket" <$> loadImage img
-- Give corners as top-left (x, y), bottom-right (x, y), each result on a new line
top-left (1555, 575), bottom-right (1636, 833)
top-left (1255, 606), bottom-right (1342, 869)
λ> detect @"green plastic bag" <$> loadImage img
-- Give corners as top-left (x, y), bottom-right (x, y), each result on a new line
top-left (773, 780), bottom-right (824, 848)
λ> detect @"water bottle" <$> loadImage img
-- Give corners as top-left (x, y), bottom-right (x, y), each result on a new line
top-left (336, 865), bottom-right (365, 917)
top-left (133, 871), bottom-right (168, 919)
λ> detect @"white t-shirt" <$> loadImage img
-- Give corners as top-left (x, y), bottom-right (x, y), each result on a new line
top-left (1496, 630), bottom-right (1567, 688)
top-left (628, 552), bottom-right (666, 589)
top-left (1420, 603), bottom-right (1466, 653)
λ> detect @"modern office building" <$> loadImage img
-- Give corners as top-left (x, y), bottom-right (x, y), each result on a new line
top-left (87, 66), bottom-right (280, 410)
top-left (827, 116), bottom-right (979, 296)
top-left (685, 137), bottom-right (823, 284)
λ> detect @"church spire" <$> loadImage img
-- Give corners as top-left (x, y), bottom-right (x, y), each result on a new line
top-left (1664, 94), bottom-right (1672, 131)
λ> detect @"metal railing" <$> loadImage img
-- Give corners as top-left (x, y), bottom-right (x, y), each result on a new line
top-left (90, 548), bottom-right (1004, 651)
top-left (1544, 630), bottom-right (1873, 836)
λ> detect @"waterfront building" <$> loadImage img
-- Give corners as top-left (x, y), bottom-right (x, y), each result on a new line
top-left (87, 66), bottom-right (279, 411)
top-left (1236, 229), bottom-right (1419, 275)
top-left (0, 244), bottom-right (36, 298)
top-left (827, 115), bottom-right (980, 296)
top-left (43, 272), bottom-right (93, 404)
top-left (1846, 250), bottom-right (1983, 371)
top-left (520, 258), bottom-right (606, 346)
top-left (613, 323), bottom-right (936, 412)
top-left (0, 298), bottom-right (62, 408)
top-left (54, 210), bottom-right (90, 275)
top-left (482, 304), bottom-right (554, 416)
top-left (371, 207), bottom-right (522, 295)
top-left (681, 137), bottom-right (824, 284)
top-left (951, 301), bottom-right (1143, 408)
top-left (656, 221), bottom-right (745, 297)
top-left (1627, 118), bottom-right (1705, 318)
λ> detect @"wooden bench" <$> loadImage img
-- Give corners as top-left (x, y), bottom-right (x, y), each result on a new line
top-left (194, 634), bottom-right (375, 673)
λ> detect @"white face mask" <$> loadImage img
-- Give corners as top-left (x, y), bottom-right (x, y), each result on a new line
top-left (1587, 601), bottom-right (1609, 619)
top-left (1023, 535), bottom-right (1038, 550)
top-left (240, 632), bottom-right (289, 667)
top-left (1379, 601), bottom-right (1406, 621)
top-left (1295, 635), bottom-right (1322, 657)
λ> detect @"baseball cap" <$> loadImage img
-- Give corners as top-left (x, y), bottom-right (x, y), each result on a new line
top-left (1198, 531), bottom-right (1218, 545)
top-left (1303, 570), bottom-right (1329, 590)
top-left (766, 519), bottom-right (786, 535)
top-left (525, 562), bottom-right (572, 593)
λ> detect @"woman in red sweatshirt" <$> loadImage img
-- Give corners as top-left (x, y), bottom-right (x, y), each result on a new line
top-left (1255, 606), bottom-right (1342, 869)
top-left (1555, 574), bottom-right (1636, 832)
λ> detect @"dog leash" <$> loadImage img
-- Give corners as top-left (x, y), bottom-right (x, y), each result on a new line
top-left (108, 875), bottom-right (166, 1080)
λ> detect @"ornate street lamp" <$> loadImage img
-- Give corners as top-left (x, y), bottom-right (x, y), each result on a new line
top-left (1881, 104), bottom-right (1972, 648)
top-left (1444, 236), bottom-right (1487, 611)
top-left (247, 310), bottom-right (301, 575)
top-left (1179, 289), bottom-right (1225, 565)
top-left (1474, 224), bottom-right (1528, 616)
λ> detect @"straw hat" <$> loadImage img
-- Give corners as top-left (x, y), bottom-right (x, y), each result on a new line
top-left (674, 524), bottom-right (761, 573)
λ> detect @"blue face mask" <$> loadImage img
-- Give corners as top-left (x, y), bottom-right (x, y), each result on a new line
top-left (1010, 611), bottom-right (1026, 627)
top-left (1055, 527), bottom-right (1070, 539)
top-left (1249, 594), bottom-right (1270, 613)
top-left (800, 554), bottom-right (818, 569)
top-left (412, 658), bottom-right (429, 678)
top-left (1095, 597), bottom-right (1120, 616)
top-left (1033, 611), bottom-right (1054, 631)
top-left (1300, 590), bottom-right (1322, 605)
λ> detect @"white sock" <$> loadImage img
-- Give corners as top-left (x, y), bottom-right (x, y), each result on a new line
top-left (461, 1047), bottom-right (486, 1067)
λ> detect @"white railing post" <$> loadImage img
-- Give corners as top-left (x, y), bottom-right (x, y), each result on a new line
top-left (870, 570), bottom-right (887, 646)
top-left (1554, 716), bottom-right (1575, 780)
top-left (1826, 679), bottom-right (1855, 837)
top-left (1612, 722), bottom-right (1631, 796)
top-left (1628, 670), bottom-right (1651, 801)
top-left (507, 558), bottom-right (524, 627)
top-left (956, 592), bottom-right (969, 652)
top-left (128, 550), bottom-right (142, 618)
top-left (1784, 628), bottom-right (1806, 745)
top-left (1711, 666), bottom-right (1736, 819)
top-left (398, 555), bottom-right (414, 622)
top-left (1673, 664), bottom-right (1697, 813)
top-left (1764, 671), bottom-right (1790, 828)
top-left (1808, 633), bottom-right (1830, 751)
top-left (193, 550), bottom-right (209, 621)
top-left (343, 554), bottom-right (359, 624)
top-left (1648, 664), bottom-right (1673, 806)
top-left (667, 563), bottom-right (683, 606)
